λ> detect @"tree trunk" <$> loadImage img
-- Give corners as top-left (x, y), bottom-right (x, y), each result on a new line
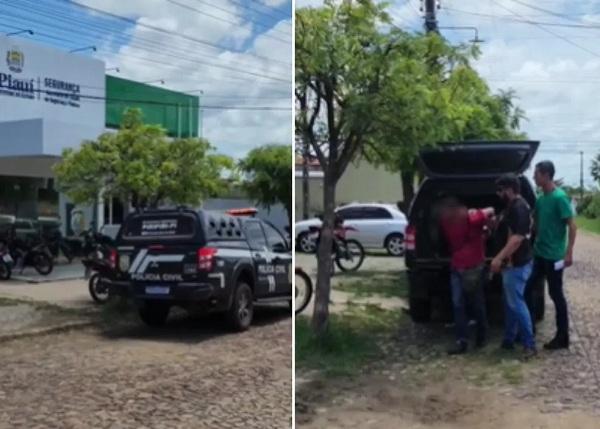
top-left (401, 170), bottom-right (415, 212)
top-left (311, 177), bottom-right (336, 336)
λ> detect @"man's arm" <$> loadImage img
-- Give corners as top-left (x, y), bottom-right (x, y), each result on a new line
top-left (565, 217), bottom-right (577, 267)
top-left (491, 234), bottom-right (524, 273)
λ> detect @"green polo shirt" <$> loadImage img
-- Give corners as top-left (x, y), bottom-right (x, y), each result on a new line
top-left (533, 187), bottom-right (574, 261)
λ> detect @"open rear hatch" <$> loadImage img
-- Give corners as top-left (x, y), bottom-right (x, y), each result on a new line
top-left (419, 141), bottom-right (540, 179)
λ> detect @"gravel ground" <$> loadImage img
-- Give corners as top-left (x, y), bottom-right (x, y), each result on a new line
top-left (297, 231), bottom-right (600, 427)
top-left (0, 307), bottom-right (291, 429)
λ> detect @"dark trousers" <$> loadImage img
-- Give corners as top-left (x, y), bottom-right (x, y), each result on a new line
top-left (450, 269), bottom-right (488, 344)
top-left (525, 256), bottom-right (569, 340)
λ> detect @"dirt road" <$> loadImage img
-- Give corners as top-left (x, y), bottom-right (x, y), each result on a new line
top-left (0, 307), bottom-right (291, 429)
top-left (297, 231), bottom-right (600, 428)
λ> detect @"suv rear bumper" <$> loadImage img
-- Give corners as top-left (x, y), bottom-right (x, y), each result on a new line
top-left (106, 279), bottom-right (217, 303)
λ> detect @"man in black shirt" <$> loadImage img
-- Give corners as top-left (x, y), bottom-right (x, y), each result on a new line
top-left (491, 174), bottom-right (536, 360)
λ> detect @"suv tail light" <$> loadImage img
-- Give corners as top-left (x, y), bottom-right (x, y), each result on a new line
top-left (109, 249), bottom-right (118, 270)
top-left (197, 247), bottom-right (218, 271)
top-left (405, 225), bottom-right (416, 251)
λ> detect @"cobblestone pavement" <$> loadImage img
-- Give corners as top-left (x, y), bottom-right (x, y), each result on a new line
top-left (0, 307), bottom-right (291, 429)
top-left (520, 231), bottom-right (600, 414)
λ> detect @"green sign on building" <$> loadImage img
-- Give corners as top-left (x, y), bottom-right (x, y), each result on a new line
top-left (105, 76), bottom-right (201, 138)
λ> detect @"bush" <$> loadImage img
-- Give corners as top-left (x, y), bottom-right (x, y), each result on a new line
top-left (584, 193), bottom-right (600, 219)
top-left (578, 193), bottom-right (593, 216)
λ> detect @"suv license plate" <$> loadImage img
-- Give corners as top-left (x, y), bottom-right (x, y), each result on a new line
top-left (145, 286), bottom-right (170, 295)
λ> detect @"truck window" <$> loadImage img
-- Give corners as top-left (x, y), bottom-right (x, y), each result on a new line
top-left (262, 222), bottom-right (287, 252)
top-left (244, 221), bottom-right (267, 251)
top-left (121, 214), bottom-right (196, 240)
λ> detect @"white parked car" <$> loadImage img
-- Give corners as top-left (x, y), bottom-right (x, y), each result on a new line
top-left (295, 203), bottom-right (408, 256)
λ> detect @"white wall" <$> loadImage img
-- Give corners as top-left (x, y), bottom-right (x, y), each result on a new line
top-left (0, 35), bottom-right (105, 157)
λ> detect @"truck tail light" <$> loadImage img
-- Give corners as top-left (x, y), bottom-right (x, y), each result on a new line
top-left (197, 247), bottom-right (218, 271)
top-left (405, 225), bottom-right (416, 251)
top-left (109, 249), bottom-right (118, 270)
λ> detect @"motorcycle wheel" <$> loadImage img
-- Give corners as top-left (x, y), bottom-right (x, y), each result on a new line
top-left (0, 261), bottom-right (11, 280)
top-left (33, 253), bottom-right (54, 275)
top-left (89, 274), bottom-right (110, 304)
top-left (335, 239), bottom-right (365, 272)
top-left (294, 269), bottom-right (313, 315)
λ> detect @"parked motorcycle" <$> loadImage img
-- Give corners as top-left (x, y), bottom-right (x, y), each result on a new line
top-left (294, 267), bottom-right (313, 315)
top-left (0, 241), bottom-right (13, 280)
top-left (80, 229), bottom-right (116, 304)
top-left (308, 223), bottom-right (365, 273)
top-left (10, 240), bottom-right (54, 276)
top-left (44, 229), bottom-right (74, 263)
top-left (82, 254), bottom-right (115, 304)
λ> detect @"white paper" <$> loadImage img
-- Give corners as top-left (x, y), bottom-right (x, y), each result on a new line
top-left (554, 260), bottom-right (565, 271)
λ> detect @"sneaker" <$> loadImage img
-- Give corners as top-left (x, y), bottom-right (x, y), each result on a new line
top-left (500, 340), bottom-right (515, 351)
top-left (543, 336), bottom-right (569, 350)
top-left (522, 347), bottom-right (538, 361)
top-left (447, 341), bottom-right (468, 355)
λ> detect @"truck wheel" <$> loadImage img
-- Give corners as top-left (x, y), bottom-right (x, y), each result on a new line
top-left (409, 296), bottom-right (431, 323)
top-left (227, 282), bottom-right (254, 331)
top-left (139, 302), bottom-right (170, 327)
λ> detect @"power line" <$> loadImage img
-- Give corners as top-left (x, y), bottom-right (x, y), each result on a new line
top-left (489, 0), bottom-right (600, 59)
top-left (6, 0), bottom-right (290, 73)
top-left (444, 7), bottom-right (600, 29)
top-left (508, 0), bottom-right (583, 24)
top-left (165, 0), bottom-right (291, 43)
top-left (54, 0), bottom-right (291, 66)
top-left (229, 0), bottom-right (291, 19)
top-left (0, 5), bottom-right (290, 83)
top-left (7, 88), bottom-right (291, 110)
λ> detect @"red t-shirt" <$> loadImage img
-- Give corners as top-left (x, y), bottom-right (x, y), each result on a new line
top-left (441, 209), bottom-right (486, 270)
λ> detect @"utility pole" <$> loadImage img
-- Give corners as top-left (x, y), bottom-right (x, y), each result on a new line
top-left (423, 0), bottom-right (440, 33)
top-left (580, 151), bottom-right (584, 201)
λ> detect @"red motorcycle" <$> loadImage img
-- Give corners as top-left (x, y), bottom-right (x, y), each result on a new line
top-left (308, 223), bottom-right (365, 273)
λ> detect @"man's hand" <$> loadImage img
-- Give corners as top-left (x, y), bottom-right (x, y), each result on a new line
top-left (491, 256), bottom-right (503, 274)
top-left (565, 252), bottom-right (573, 267)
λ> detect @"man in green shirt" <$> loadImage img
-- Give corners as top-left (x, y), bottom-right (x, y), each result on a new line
top-left (526, 161), bottom-right (577, 350)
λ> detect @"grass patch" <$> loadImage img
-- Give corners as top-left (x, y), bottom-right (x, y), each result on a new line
top-left (99, 297), bottom-right (138, 325)
top-left (576, 216), bottom-right (600, 235)
top-left (334, 271), bottom-right (408, 299)
top-left (0, 297), bottom-right (21, 307)
top-left (296, 304), bottom-right (404, 377)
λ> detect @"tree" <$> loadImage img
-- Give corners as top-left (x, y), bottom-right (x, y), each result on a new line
top-left (54, 108), bottom-right (233, 210)
top-left (591, 152), bottom-right (600, 184)
top-left (296, 0), bottom-right (527, 335)
top-left (296, 0), bottom-right (403, 335)
top-left (366, 36), bottom-right (527, 206)
top-left (239, 144), bottom-right (293, 228)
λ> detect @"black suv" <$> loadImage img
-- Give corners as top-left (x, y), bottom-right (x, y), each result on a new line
top-left (107, 208), bottom-right (292, 330)
top-left (405, 141), bottom-right (544, 323)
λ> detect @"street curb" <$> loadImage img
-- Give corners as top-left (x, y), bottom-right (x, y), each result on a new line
top-left (0, 320), bottom-right (96, 344)
top-left (10, 275), bottom-right (86, 284)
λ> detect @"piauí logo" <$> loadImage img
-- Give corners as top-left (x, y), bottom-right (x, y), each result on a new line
top-left (6, 46), bottom-right (24, 73)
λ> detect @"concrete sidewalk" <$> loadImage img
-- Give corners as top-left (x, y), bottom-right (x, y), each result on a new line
top-left (0, 279), bottom-right (94, 310)
top-left (10, 262), bottom-right (86, 284)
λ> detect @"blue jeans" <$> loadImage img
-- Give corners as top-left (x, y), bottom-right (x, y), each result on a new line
top-left (503, 261), bottom-right (535, 349)
top-left (451, 269), bottom-right (488, 344)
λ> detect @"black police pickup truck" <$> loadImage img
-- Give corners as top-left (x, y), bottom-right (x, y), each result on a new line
top-left (106, 208), bottom-right (292, 330)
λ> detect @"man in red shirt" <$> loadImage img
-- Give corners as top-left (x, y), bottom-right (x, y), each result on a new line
top-left (440, 198), bottom-right (495, 354)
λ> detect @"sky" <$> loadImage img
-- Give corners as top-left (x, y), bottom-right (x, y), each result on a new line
top-left (0, 0), bottom-right (292, 160)
top-left (297, 0), bottom-right (600, 188)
